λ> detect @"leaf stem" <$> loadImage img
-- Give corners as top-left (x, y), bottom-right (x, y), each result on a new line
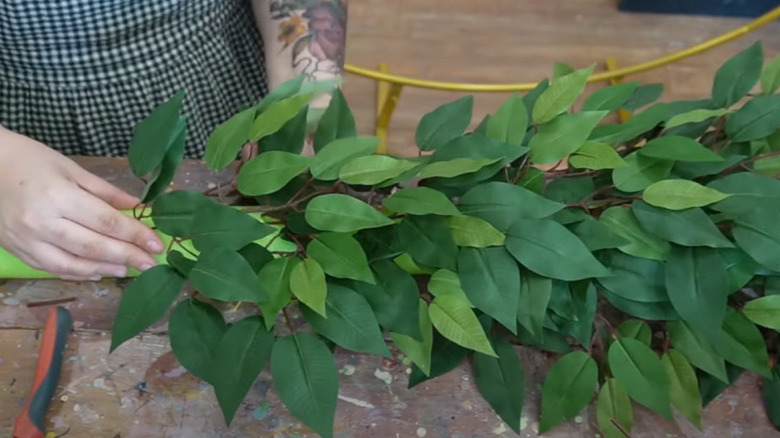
top-left (282, 306), bottom-right (296, 334)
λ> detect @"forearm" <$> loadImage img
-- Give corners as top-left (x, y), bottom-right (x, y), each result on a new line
top-left (251, 0), bottom-right (348, 108)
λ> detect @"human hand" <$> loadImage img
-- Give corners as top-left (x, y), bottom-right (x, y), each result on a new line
top-left (0, 128), bottom-right (164, 281)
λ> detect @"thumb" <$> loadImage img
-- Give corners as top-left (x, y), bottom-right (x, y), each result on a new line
top-left (73, 168), bottom-right (140, 209)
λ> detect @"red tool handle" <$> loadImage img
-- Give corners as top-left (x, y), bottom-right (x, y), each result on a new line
top-left (13, 306), bottom-right (73, 438)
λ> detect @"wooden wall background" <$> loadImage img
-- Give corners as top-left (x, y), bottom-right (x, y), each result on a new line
top-left (340, 0), bottom-right (780, 155)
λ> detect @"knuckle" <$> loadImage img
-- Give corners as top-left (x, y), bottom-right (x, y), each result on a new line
top-left (96, 212), bottom-right (120, 234)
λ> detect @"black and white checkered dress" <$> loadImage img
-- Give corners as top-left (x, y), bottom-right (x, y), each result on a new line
top-left (0, 0), bottom-right (269, 158)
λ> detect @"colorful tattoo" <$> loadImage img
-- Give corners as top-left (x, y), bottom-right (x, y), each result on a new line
top-left (269, 0), bottom-right (348, 81)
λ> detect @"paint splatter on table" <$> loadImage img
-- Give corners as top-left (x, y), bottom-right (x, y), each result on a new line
top-left (0, 158), bottom-right (777, 438)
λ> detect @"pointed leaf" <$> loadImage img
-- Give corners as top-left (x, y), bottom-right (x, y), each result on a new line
top-left (205, 107), bottom-right (257, 170)
top-left (617, 320), bottom-right (652, 345)
top-left (314, 88), bottom-right (357, 151)
top-left (428, 294), bottom-right (496, 357)
top-left (583, 81), bottom-right (639, 112)
top-left (473, 338), bottom-right (525, 433)
top-left (622, 83), bottom-right (664, 111)
top-left (516, 272), bottom-right (552, 338)
top-left (290, 258), bottom-right (327, 317)
top-left (529, 111), bottom-right (608, 164)
top-left (352, 259), bottom-right (421, 339)
top-left (128, 90), bottom-right (185, 177)
top-left (458, 247), bottom-right (520, 333)
top-left (390, 299), bottom-right (433, 376)
top-left (249, 93), bottom-right (313, 141)
top-left (712, 41), bottom-right (763, 108)
top-left (151, 190), bottom-right (217, 237)
top-left (168, 298), bottom-right (227, 383)
top-left (539, 351), bottom-right (598, 433)
top-left (428, 269), bottom-right (473, 306)
top-left (569, 141), bottom-right (627, 170)
top-left (418, 157), bottom-right (502, 180)
top-left (139, 117), bottom-right (187, 203)
top-left (712, 309), bottom-right (771, 377)
top-left (383, 187), bottom-right (461, 216)
top-left (662, 349), bottom-right (703, 429)
top-left (643, 179), bottom-right (729, 210)
top-left (408, 331), bottom-right (469, 388)
top-left (666, 108), bottom-right (730, 129)
top-left (597, 378), bottom-right (634, 438)
top-left (258, 258), bottom-right (299, 330)
top-left (533, 65), bottom-right (594, 123)
top-left (761, 55), bottom-right (780, 95)
top-left (459, 181), bottom-right (564, 231)
top-left (310, 136), bottom-right (380, 180)
top-left (609, 338), bottom-right (672, 419)
top-left (338, 155), bottom-right (418, 185)
top-left (190, 203), bottom-right (276, 251)
top-left (307, 232), bottom-right (374, 284)
top-left (446, 215), bottom-right (505, 248)
top-left (744, 295), bottom-right (780, 330)
top-left (486, 94), bottom-right (528, 146)
top-left (612, 152), bottom-right (673, 193)
top-left (189, 249), bottom-right (267, 302)
top-left (632, 201), bottom-right (733, 248)
top-left (638, 136), bottom-right (723, 162)
top-left (762, 367), bottom-right (780, 431)
top-left (305, 194), bottom-right (394, 232)
top-left (237, 151), bottom-right (311, 196)
top-left (667, 320), bottom-right (729, 383)
top-left (398, 215), bottom-right (459, 270)
top-left (599, 206), bottom-right (670, 260)
top-left (571, 216), bottom-right (630, 251)
top-left (725, 94), bottom-right (780, 142)
top-left (732, 207), bottom-right (780, 272)
top-left (416, 96), bottom-right (473, 151)
top-left (706, 171), bottom-right (780, 214)
top-left (597, 251), bottom-right (668, 303)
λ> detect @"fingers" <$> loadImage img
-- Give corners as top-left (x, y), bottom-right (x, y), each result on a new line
top-left (73, 167), bottom-right (140, 210)
top-left (13, 241), bottom-right (129, 281)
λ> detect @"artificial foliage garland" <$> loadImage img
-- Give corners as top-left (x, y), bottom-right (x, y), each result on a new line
top-left (104, 41), bottom-right (780, 437)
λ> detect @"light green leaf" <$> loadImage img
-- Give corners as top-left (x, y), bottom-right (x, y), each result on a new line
top-left (189, 249), bottom-right (266, 302)
top-left (339, 155), bottom-right (418, 185)
top-left (205, 108), bottom-right (256, 171)
top-left (459, 182), bottom-right (564, 231)
top-left (306, 232), bottom-right (374, 284)
top-left (128, 90), bottom-right (186, 177)
top-left (211, 316), bottom-right (274, 425)
top-left (609, 338), bottom-right (672, 419)
top-left (725, 94), bottom-right (780, 142)
top-left (761, 55), bottom-right (780, 95)
top-left (290, 258), bottom-right (327, 317)
top-left (523, 79), bottom-right (550, 114)
top-left (383, 187), bottom-right (461, 216)
top-left (398, 215), bottom-right (459, 271)
top-left (447, 215), bottom-right (505, 248)
top-left (305, 194), bottom-right (394, 232)
top-left (667, 321), bottom-right (729, 383)
top-left (597, 378), bottom-right (634, 438)
top-left (643, 179), bottom-right (730, 210)
top-left (237, 151), bottom-right (311, 196)
top-left (663, 349), bottom-right (703, 429)
top-left (505, 218), bottom-right (611, 281)
top-left (552, 62), bottom-right (575, 80)
top-left (539, 351), bottom-right (598, 433)
top-left (428, 269), bottom-right (473, 306)
top-left (458, 247), bottom-right (520, 333)
top-left (569, 141), bottom-right (627, 170)
top-left (255, 75), bottom-right (305, 112)
top-left (516, 272), bottom-right (552, 338)
top-left (257, 258), bottom-right (299, 330)
top-left (428, 294), bottom-right (496, 357)
top-left (744, 295), bottom-right (780, 331)
top-left (486, 93), bottom-right (528, 146)
top-left (612, 152), bottom-right (673, 193)
top-left (257, 106), bottom-right (307, 154)
top-left (712, 309), bottom-right (771, 377)
top-left (300, 283), bottom-right (390, 357)
top-left (190, 203), bottom-right (276, 251)
top-left (583, 81), bottom-right (639, 112)
top-left (712, 41), bottom-right (763, 107)
top-left (271, 333), bottom-right (338, 438)
top-left (249, 93), bottom-right (312, 141)
top-left (416, 96), bottom-right (474, 151)
top-left (533, 64), bottom-right (595, 123)
top-left (599, 206), bottom-right (670, 260)
top-left (666, 108), bottom-right (730, 129)
top-left (417, 157), bottom-right (502, 180)
top-left (309, 136), bottom-right (379, 181)
top-left (754, 155), bottom-right (780, 177)
top-left (473, 338), bottom-right (525, 433)
top-left (529, 111), bottom-right (608, 164)
top-left (110, 265), bottom-right (185, 352)
top-left (313, 88), bottom-right (357, 151)
top-left (390, 299), bottom-right (433, 376)
top-left (632, 200), bottom-right (734, 249)
top-left (168, 298), bottom-right (226, 383)
top-left (638, 136), bottom-right (723, 162)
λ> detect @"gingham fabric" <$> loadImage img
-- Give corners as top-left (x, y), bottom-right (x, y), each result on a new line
top-left (0, 0), bottom-right (269, 158)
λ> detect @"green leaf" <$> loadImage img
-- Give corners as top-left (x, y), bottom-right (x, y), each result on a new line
top-left (289, 258), bottom-right (327, 317)
top-left (555, 281), bottom-right (598, 348)
top-left (662, 349), bottom-right (703, 429)
top-left (428, 269), bottom-right (473, 306)
top-left (608, 338), bottom-right (672, 419)
top-left (731, 209), bottom-right (780, 272)
top-left (599, 206), bottom-right (670, 260)
top-left (408, 330), bottom-right (469, 388)
top-left (473, 337), bottom-right (525, 433)
top-left (666, 245), bottom-right (729, 343)
top-left (190, 203), bottom-right (276, 251)
top-left (309, 136), bottom-right (380, 181)
top-left (638, 136), bottom-right (723, 162)
top-left (552, 62), bottom-right (575, 80)
top-left (417, 157), bottom-right (502, 180)
top-left (352, 259), bottom-right (421, 339)
top-left (338, 155), bottom-right (418, 185)
top-left (698, 363), bottom-right (744, 406)
top-left (301, 283), bottom-right (390, 357)
top-left (427, 133), bottom-right (528, 186)
top-left (720, 248), bottom-right (759, 293)
top-left (539, 351), bottom-right (598, 433)
top-left (569, 141), bottom-right (627, 170)
top-left (168, 298), bottom-right (226, 383)
top-left (458, 247), bottom-right (520, 333)
top-left (643, 179), bottom-right (730, 210)
top-left (516, 272), bottom-right (552, 338)
top-left (398, 215), bottom-right (459, 270)
top-left (612, 152), bottom-right (673, 193)
top-left (593, 103), bottom-right (670, 145)
top-left (570, 216), bottom-right (630, 251)
top-left (428, 294), bottom-right (496, 357)
top-left (632, 200), bottom-right (734, 248)
top-left (237, 151), bottom-right (311, 196)
top-left (305, 194), bottom-right (394, 233)
top-left (239, 243), bottom-right (275, 274)
top-left (544, 177), bottom-right (595, 204)
top-left (712, 309), bottom-right (771, 377)
top-left (271, 333), bottom-right (338, 438)
top-left (597, 379), bottom-right (633, 438)
top-left (167, 250), bottom-right (196, 277)
top-left (416, 96), bottom-right (473, 151)
top-left (712, 41), bottom-right (763, 107)
top-left (314, 88), bottom-right (357, 152)
top-left (204, 107), bottom-right (255, 170)
top-left (447, 215), bottom-right (505, 248)
top-left (151, 190), bottom-right (217, 237)
top-left (255, 75), bottom-right (305, 112)
top-left (249, 93), bottom-right (313, 141)
top-left (506, 218), bottom-right (611, 281)
top-left (390, 299), bottom-right (433, 376)
top-left (667, 321), bottom-right (729, 383)
top-left (762, 367), bottom-right (780, 431)
top-left (259, 106), bottom-right (308, 154)
top-left (666, 108), bottom-right (730, 129)
top-left (518, 166), bottom-right (546, 194)
top-left (307, 232), bottom-right (374, 284)
top-left (529, 111), bottom-right (608, 164)
top-left (744, 295), bottom-right (780, 330)
top-left (128, 90), bottom-right (185, 177)
top-left (583, 81), bottom-right (639, 112)
top-left (139, 117), bottom-right (187, 203)
top-left (211, 316), bottom-right (274, 425)
top-left (754, 154), bottom-right (780, 177)
top-left (258, 258), bottom-right (299, 330)
top-left (522, 79), bottom-right (549, 114)
top-left (725, 94), bottom-right (780, 142)
top-left (110, 265), bottom-right (184, 352)
top-left (706, 171), bottom-right (780, 214)
top-left (382, 187), bottom-right (461, 216)
top-left (189, 248), bottom-right (266, 302)
top-left (597, 251), bottom-right (669, 303)
top-left (533, 64), bottom-right (594, 123)
top-left (459, 182), bottom-right (564, 231)
top-left (486, 93), bottom-right (528, 146)
top-left (761, 55), bottom-right (780, 95)
top-left (617, 320), bottom-right (652, 345)
top-left (622, 83), bottom-right (663, 111)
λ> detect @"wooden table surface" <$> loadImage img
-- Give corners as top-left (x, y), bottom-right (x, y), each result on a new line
top-left (0, 157), bottom-right (777, 438)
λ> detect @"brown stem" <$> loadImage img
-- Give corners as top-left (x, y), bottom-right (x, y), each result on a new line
top-left (610, 419), bottom-right (631, 438)
top-left (282, 306), bottom-right (296, 334)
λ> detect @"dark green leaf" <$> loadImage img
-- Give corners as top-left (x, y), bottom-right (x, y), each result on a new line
top-left (205, 107), bottom-right (255, 170)
top-left (712, 309), bottom-right (771, 377)
top-left (128, 90), bottom-right (185, 177)
top-left (533, 65), bottom-right (594, 123)
top-left (110, 265), bottom-right (185, 352)
top-left (732, 208), bottom-right (780, 272)
top-left (571, 216), bottom-right (630, 251)
top-left (698, 363), bottom-right (744, 406)
top-left (352, 259), bottom-right (421, 339)
top-left (168, 298), bottom-right (227, 383)
top-left (390, 299), bottom-right (433, 375)
top-left (408, 330), bottom-right (468, 388)
top-left (140, 117), bottom-right (187, 203)
top-left (189, 248), bottom-right (266, 302)
top-left (609, 338), bottom-right (672, 419)
top-left (259, 106), bottom-right (308, 154)
top-left (518, 167), bottom-right (546, 194)
top-left (398, 215), bottom-right (459, 270)
top-left (459, 182), bottom-right (564, 231)
top-left (583, 81), bottom-right (639, 112)
top-left (167, 250), bottom-right (196, 276)
top-left (258, 258), bottom-right (299, 330)
top-left (667, 320), bottom-right (728, 383)
top-left (428, 133), bottom-right (528, 186)
top-left (592, 103), bottom-right (669, 145)
top-left (383, 187), bottom-right (461, 217)
top-left (522, 79), bottom-right (550, 114)
top-left (712, 41), bottom-right (763, 107)
top-left (211, 316), bottom-right (274, 425)
top-left (544, 177), bottom-right (595, 204)
top-left (314, 88), bottom-right (357, 152)
top-left (271, 333), bottom-right (339, 438)
top-left (458, 247), bottom-right (520, 333)
top-left (516, 272), bottom-right (552, 338)
top-left (473, 338), bottom-right (525, 433)
top-left (599, 206), bottom-right (670, 260)
top-left (237, 151), bottom-right (311, 196)
top-left (555, 281), bottom-right (597, 348)
top-left (238, 242), bottom-right (275, 274)
top-left (151, 190), bottom-right (217, 237)
top-left (190, 203), bottom-right (276, 251)
top-left (416, 96), bottom-right (473, 151)
top-left (597, 251), bottom-right (668, 303)
top-left (617, 320), bottom-right (652, 345)
top-left (428, 294), bottom-right (496, 357)
top-left (761, 55), bottom-right (780, 94)
top-left (673, 154), bottom-right (746, 179)
top-left (539, 351), bottom-right (598, 433)
top-left (307, 232), bottom-right (374, 284)
top-left (726, 94), bottom-right (780, 142)
top-left (622, 83), bottom-right (663, 111)
top-left (528, 111), bottom-right (608, 164)
top-left (289, 257), bottom-right (327, 317)
top-left (707, 171), bottom-right (780, 215)
top-left (720, 248), bottom-right (759, 293)
top-left (638, 136), bottom-right (723, 162)
top-left (486, 93), bottom-right (528, 146)
top-left (632, 201), bottom-right (733, 248)
top-left (662, 349), bottom-right (703, 429)
top-left (762, 367), bottom-right (780, 431)
top-left (612, 152), bottom-right (673, 193)
top-left (602, 288), bottom-right (679, 321)
top-left (309, 136), bottom-right (380, 181)
top-left (305, 194), bottom-right (394, 233)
